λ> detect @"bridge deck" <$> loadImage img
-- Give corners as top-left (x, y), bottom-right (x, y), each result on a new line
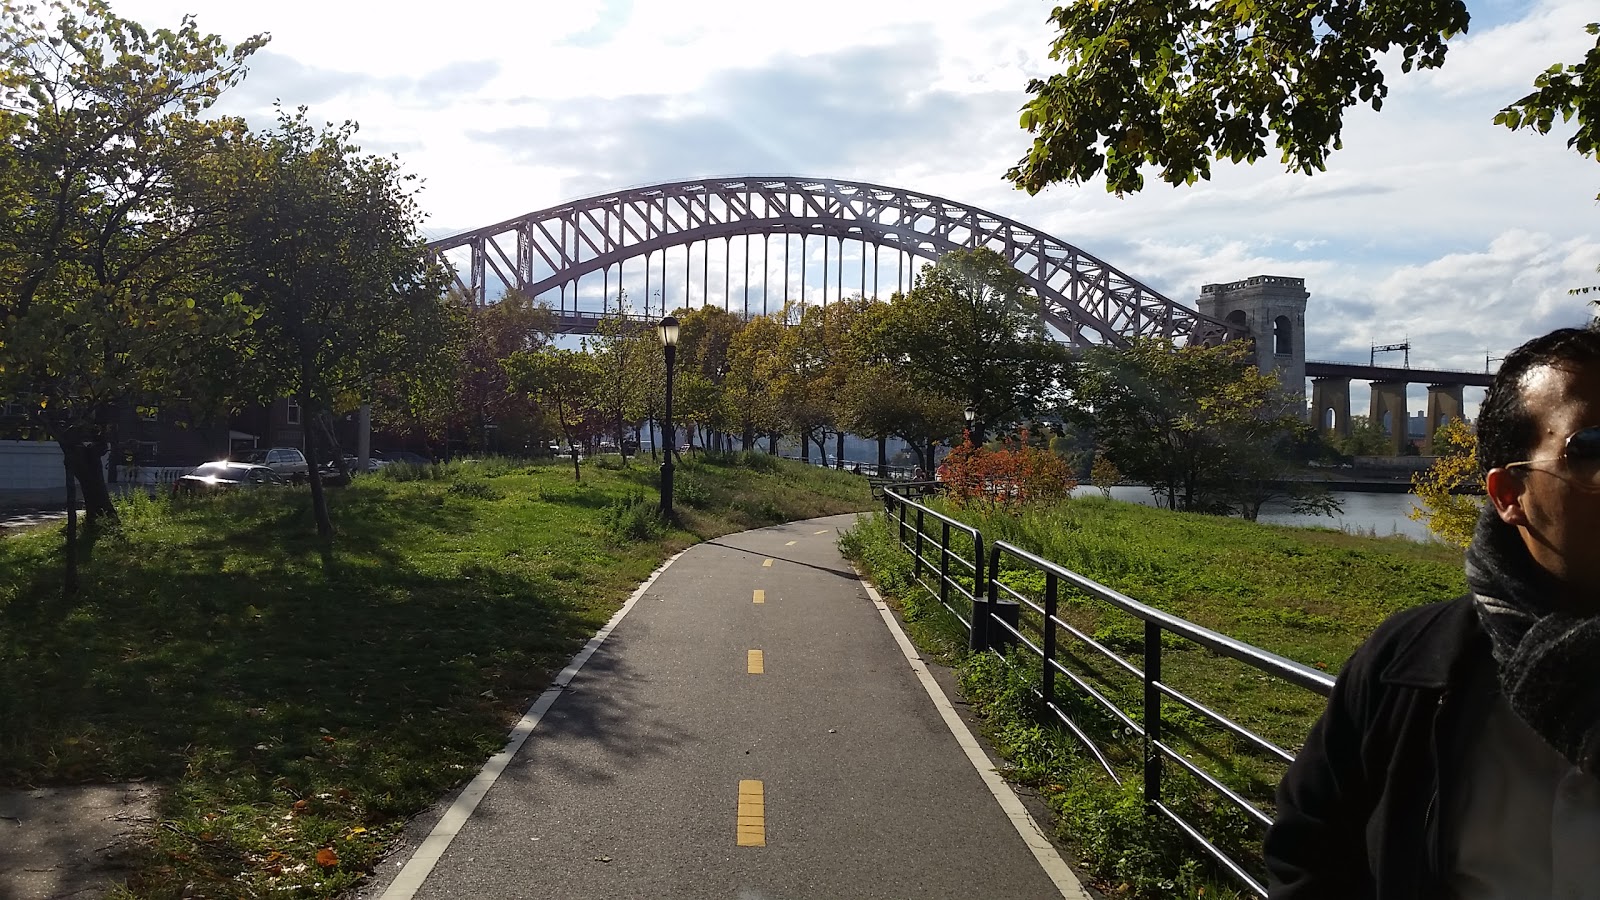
top-left (1305, 360), bottom-right (1493, 387)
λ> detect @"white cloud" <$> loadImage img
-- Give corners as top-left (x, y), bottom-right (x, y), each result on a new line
top-left (106, 0), bottom-right (1598, 387)
top-left (1408, 0), bottom-right (1597, 99)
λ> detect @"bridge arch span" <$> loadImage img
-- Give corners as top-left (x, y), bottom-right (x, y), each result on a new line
top-left (425, 176), bottom-right (1235, 347)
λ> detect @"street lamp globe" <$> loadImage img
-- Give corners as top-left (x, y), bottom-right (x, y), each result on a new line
top-left (658, 315), bottom-right (680, 347)
top-left (964, 406), bottom-right (976, 424)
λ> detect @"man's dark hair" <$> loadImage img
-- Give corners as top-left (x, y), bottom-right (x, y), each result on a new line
top-left (1478, 326), bottom-right (1600, 473)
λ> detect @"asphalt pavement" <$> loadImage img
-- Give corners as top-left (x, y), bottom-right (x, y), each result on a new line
top-left (364, 513), bottom-right (1085, 900)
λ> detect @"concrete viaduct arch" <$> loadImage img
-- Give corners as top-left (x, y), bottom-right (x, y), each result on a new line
top-left (424, 176), bottom-right (1241, 348)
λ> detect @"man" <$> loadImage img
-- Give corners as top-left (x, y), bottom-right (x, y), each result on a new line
top-left (1266, 326), bottom-right (1600, 899)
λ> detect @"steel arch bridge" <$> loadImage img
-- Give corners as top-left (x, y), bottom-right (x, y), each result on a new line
top-left (425, 176), bottom-right (1236, 347)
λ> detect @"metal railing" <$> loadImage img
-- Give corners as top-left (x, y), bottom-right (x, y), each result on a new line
top-left (878, 489), bottom-right (1337, 897)
top-left (882, 488), bottom-right (984, 638)
top-left (868, 476), bottom-right (941, 502)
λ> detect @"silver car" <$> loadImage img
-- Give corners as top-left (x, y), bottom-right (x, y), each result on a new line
top-left (173, 462), bottom-right (288, 495)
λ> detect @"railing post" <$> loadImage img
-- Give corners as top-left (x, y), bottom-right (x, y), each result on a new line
top-left (973, 533), bottom-right (984, 612)
top-left (914, 508), bottom-right (925, 577)
top-left (1143, 621), bottom-right (1162, 815)
top-left (895, 496), bottom-right (906, 546)
top-left (1043, 572), bottom-right (1057, 712)
top-left (939, 521), bottom-right (951, 609)
top-left (970, 545), bottom-right (994, 651)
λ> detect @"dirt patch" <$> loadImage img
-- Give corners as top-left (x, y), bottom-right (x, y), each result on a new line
top-left (0, 783), bottom-right (155, 900)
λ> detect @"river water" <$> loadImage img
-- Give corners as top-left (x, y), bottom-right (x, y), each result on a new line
top-left (1075, 485), bottom-right (1436, 542)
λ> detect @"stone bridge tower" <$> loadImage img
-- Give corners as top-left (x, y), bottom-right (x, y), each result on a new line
top-left (1195, 276), bottom-right (1309, 408)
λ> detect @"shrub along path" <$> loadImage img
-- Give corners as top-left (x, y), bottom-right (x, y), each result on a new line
top-left (0, 454), bottom-right (870, 898)
top-left (359, 513), bottom-right (1085, 900)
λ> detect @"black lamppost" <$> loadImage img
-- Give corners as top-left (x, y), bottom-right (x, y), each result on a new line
top-left (965, 405), bottom-right (979, 446)
top-left (658, 315), bottom-right (680, 517)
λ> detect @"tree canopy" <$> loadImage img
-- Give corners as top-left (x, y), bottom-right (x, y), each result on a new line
top-left (0, 0), bottom-right (266, 521)
top-left (1008, 1), bottom-right (1599, 197)
top-left (1070, 338), bottom-right (1302, 513)
top-left (878, 248), bottom-right (1071, 438)
top-left (214, 107), bottom-right (458, 537)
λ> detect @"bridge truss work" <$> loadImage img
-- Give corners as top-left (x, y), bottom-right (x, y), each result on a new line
top-left (426, 176), bottom-right (1238, 347)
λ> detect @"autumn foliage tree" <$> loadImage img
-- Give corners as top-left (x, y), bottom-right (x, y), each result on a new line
top-left (937, 431), bottom-right (1079, 507)
top-left (1410, 418), bottom-right (1484, 548)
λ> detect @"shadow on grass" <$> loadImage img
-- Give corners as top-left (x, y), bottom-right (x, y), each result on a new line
top-left (0, 483), bottom-right (655, 892)
top-left (0, 458), bottom-right (874, 896)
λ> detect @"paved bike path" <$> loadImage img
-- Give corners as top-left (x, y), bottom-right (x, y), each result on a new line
top-left (369, 513), bottom-right (1080, 899)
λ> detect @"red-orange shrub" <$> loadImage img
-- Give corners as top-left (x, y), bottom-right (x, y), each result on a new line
top-left (937, 431), bottom-right (1078, 507)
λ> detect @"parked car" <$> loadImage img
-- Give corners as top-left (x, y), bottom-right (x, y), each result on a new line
top-left (336, 453), bottom-right (379, 474)
top-left (372, 449), bottom-right (433, 467)
top-left (237, 447), bottom-right (309, 479)
top-left (173, 462), bottom-right (288, 495)
top-left (317, 461), bottom-right (352, 487)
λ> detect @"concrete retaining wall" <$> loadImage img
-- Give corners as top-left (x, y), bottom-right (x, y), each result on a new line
top-left (0, 440), bottom-right (66, 491)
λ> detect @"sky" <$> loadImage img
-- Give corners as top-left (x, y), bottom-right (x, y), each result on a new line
top-left (114, 0), bottom-right (1600, 416)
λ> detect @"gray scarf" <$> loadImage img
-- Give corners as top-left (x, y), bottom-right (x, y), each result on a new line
top-left (1466, 505), bottom-right (1600, 774)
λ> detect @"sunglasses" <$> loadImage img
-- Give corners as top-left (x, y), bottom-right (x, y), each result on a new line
top-left (1504, 426), bottom-right (1600, 488)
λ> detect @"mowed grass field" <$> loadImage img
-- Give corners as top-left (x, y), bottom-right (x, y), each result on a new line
top-left (0, 453), bottom-right (871, 898)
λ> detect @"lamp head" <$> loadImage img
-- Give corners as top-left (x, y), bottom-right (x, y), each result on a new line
top-left (964, 406), bottom-right (976, 423)
top-left (658, 315), bottom-right (680, 348)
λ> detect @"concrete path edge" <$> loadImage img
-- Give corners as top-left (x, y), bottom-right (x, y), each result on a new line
top-left (855, 569), bottom-right (1093, 900)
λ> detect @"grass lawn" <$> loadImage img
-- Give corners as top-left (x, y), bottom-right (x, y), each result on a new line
top-left (0, 452), bottom-right (870, 898)
top-left (843, 495), bottom-right (1466, 898)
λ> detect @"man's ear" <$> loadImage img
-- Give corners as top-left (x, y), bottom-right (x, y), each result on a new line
top-left (1486, 467), bottom-right (1529, 527)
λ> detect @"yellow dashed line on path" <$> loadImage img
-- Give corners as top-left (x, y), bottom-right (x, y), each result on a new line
top-left (785, 540), bottom-right (797, 546)
top-left (737, 780), bottom-right (766, 847)
top-left (762, 558), bottom-right (773, 567)
top-left (753, 589), bottom-right (764, 605)
top-left (747, 650), bottom-right (765, 674)
top-left (814, 529), bottom-right (829, 535)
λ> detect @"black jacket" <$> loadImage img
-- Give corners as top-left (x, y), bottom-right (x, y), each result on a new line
top-left (1265, 594), bottom-right (1499, 899)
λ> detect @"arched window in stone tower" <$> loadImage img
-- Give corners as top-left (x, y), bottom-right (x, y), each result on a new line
top-left (1274, 315), bottom-right (1292, 356)
top-left (1226, 310), bottom-right (1247, 331)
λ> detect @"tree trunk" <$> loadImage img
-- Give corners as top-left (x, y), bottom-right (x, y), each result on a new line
top-left (767, 433), bottom-right (778, 455)
top-left (63, 454), bottom-right (77, 597)
top-left (318, 412), bottom-right (350, 480)
top-left (302, 397), bottom-right (334, 541)
top-left (799, 433), bottom-right (809, 462)
top-left (571, 447), bottom-right (582, 481)
top-left (58, 437), bottom-right (116, 525)
top-left (835, 431), bottom-right (845, 470)
top-left (877, 435), bottom-right (887, 478)
top-left (743, 419), bottom-right (754, 451)
top-left (926, 439), bottom-right (937, 476)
